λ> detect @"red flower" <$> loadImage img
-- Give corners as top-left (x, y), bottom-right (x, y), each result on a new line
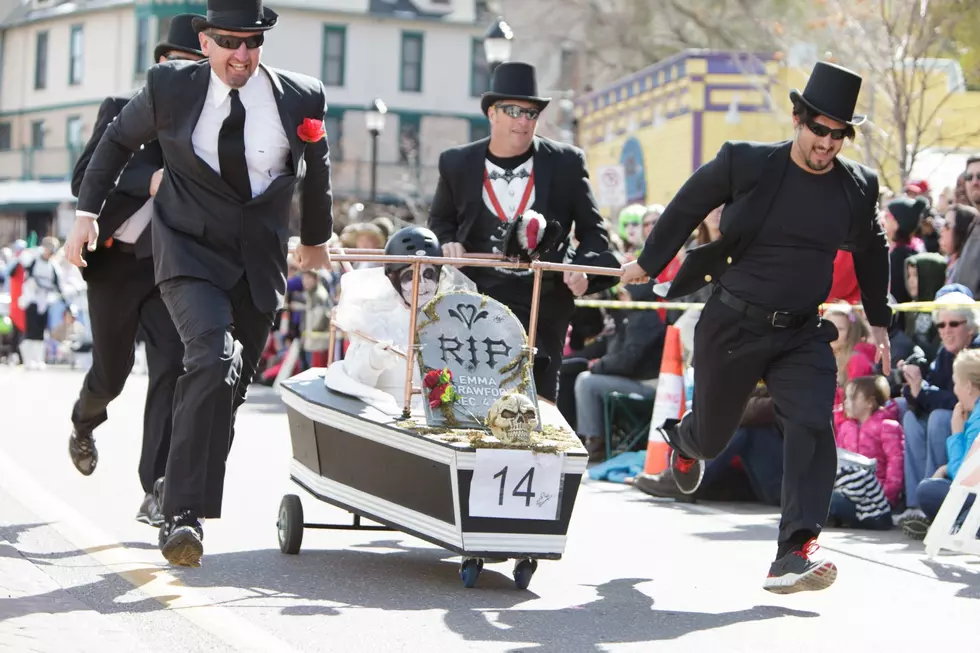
top-left (297, 118), bottom-right (326, 143)
top-left (423, 369), bottom-right (442, 389)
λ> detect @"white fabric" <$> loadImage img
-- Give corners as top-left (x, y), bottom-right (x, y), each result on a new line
top-left (324, 265), bottom-right (477, 414)
top-left (191, 68), bottom-right (290, 198)
top-left (113, 198), bottom-right (154, 243)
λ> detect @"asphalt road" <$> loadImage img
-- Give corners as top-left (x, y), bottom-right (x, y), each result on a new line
top-left (1, 366), bottom-right (978, 652)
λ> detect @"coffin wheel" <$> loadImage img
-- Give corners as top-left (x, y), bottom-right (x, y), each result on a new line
top-left (277, 494), bottom-right (304, 555)
top-left (459, 558), bottom-right (484, 588)
top-left (513, 559), bottom-right (537, 590)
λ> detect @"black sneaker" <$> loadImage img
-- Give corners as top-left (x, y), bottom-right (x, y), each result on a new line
top-left (763, 538), bottom-right (837, 594)
top-left (668, 447), bottom-right (704, 495)
top-left (68, 429), bottom-right (98, 476)
top-left (136, 478), bottom-right (165, 527)
top-left (159, 510), bottom-right (204, 567)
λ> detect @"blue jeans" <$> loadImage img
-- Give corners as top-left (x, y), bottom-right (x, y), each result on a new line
top-left (903, 408), bottom-right (952, 507)
top-left (916, 477), bottom-right (976, 523)
top-left (829, 492), bottom-right (892, 530)
top-left (701, 426), bottom-right (783, 506)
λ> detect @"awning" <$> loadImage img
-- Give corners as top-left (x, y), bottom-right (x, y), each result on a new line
top-left (0, 180), bottom-right (76, 211)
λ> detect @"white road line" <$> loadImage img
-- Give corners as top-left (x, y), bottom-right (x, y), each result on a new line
top-left (0, 448), bottom-right (301, 653)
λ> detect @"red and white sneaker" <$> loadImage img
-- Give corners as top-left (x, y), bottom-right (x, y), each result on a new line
top-left (763, 538), bottom-right (837, 594)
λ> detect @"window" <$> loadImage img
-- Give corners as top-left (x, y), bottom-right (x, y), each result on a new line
top-left (398, 115), bottom-right (420, 166)
top-left (135, 17), bottom-right (150, 74)
top-left (324, 114), bottom-right (343, 160)
top-left (66, 116), bottom-right (83, 150)
top-left (34, 31), bottom-right (48, 90)
top-left (0, 123), bottom-right (11, 151)
top-left (156, 16), bottom-right (172, 42)
top-left (470, 120), bottom-right (489, 142)
top-left (400, 32), bottom-right (423, 93)
top-left (31, 120), bottom-right (45, 149)
top-left (321, 26), bottom-right (345, 87)
top-left (470, 38), bottom-right (489, 97)
top-left (69, 25), bottom-right (84, 85)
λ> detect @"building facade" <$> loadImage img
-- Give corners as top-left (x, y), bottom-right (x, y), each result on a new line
top-left (0, 0), bottom-right (496, 240)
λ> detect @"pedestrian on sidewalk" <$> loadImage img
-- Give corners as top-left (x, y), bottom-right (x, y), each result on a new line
top-left (68, 0), bottom-right (334, 567)
top-left (620, 61), bottom-right (892, 594)
top-left (63, 13), bottom-right (205, 529)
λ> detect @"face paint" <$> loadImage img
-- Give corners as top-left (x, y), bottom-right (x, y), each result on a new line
top-left (398, 265), bottom-right (439, 305)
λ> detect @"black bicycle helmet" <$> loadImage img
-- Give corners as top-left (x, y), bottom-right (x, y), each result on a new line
top-left (383, 226), bottom-right (442, 277)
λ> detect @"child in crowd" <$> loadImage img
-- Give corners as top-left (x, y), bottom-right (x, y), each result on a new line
top-left (826, 305), bottom-right (876, 431)
top-left (832, 375), bottom-right (905, 529)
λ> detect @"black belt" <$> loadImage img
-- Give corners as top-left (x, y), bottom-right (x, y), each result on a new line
top-left (713, 285), bottom-right (814, 329)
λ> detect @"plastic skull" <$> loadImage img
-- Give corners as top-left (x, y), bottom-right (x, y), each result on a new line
top-left (487, 393), bottom-right (538, 444)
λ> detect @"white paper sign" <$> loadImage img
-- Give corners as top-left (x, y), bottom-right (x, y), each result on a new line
top-left (595, 164), bottom-right (627, 208)
top-left (468, 449), bottom-right (564, 520)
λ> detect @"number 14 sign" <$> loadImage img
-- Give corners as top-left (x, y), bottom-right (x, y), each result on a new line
top-left (468, 449), bottom-right (564, 520)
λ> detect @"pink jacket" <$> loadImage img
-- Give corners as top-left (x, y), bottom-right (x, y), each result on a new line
top-left (836, 403), bottom-right (905, 507)
top-left (832, 342), bottom-right (877, 432)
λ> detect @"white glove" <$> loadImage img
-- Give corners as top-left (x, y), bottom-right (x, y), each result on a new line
top-left (368, 340), bottom-right (399, 370)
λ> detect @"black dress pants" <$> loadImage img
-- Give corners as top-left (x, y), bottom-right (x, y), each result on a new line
top-left (71, 249), bottom-right (184, 494)
top-left (670, 291), bottom-right (840, 545)
top-left (159, 276), bottom-right (274, 519)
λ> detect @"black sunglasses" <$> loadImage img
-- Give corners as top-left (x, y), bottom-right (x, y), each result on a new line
top-left (208, 32), bottom-right (264, 50)
top-left (495, 103), bottom-right (541, 121)
top-left (965, 173), bottom-right (978, 182)
top-left (936, 320), bottom-right (966, 329)
top-left (806, 119), bottom-right (849, 141)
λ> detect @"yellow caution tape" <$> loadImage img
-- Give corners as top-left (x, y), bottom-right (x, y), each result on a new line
top-left (572, 299), bottom-right (978, 312)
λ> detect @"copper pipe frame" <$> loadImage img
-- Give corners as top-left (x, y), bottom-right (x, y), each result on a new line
top-left (317, 252), bottom-right (623, 420)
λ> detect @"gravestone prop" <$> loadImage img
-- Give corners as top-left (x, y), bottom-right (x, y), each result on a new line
top-left (415, 290), bottom-right (539, 428)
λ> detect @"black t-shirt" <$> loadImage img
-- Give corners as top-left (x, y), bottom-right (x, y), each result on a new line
top-left (720, 162), bottom-right (851, 313)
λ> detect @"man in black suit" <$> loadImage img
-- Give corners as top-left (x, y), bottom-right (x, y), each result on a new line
top-left (620, 62), bottom-right (892, 594)
top-left (65, 14), bottom-right (205, 527)
top-left (66, 0), bottom-right (333, 567)
top-left (429, 62), bottom-right (617, 402)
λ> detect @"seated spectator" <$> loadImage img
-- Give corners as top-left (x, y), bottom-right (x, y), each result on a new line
top-left (824, 305), bottom-right (875, 432)
top-left (558, 299), bottom-right (610, 430)
top-left (832, 376), bottom-right (904, 529)
top-left (901, 348), bottom-right (980, 539)
top-left (884, 195), bottom-right (929, 305)
top-left (940, 204), bottom-right (978, 285)
top-left (633, 383), bottom-right (783, 505)
top-left (904, 252), bottom-right (947, 359)
top-left (574, 279), bottom-right (665, 462)
top-left (899, 286), bottom-right (980, 521)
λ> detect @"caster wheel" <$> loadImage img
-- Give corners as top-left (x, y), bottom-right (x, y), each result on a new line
top-left (513, 559), bottom-right (537, 590)
top-left (460, 558), bottom-right (483, 588)
top-left (277, 494), bottom-right (304, 555)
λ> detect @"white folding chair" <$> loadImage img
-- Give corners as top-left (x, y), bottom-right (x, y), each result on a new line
top-left (924, 441), bottom-right (980, 558)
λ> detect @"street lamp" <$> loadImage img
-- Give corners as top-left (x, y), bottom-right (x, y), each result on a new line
top-left (483, 16), bottom-right (513, 75)
top-left (365, 98), bottom-right (387, 202)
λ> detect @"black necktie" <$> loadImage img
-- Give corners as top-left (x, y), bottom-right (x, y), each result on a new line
top-left (218, 89), bottom-right (251, 202)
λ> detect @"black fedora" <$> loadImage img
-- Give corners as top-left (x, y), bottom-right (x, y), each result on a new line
top-left (191, 0), bottom-right (278, 33)
top-left (789, 61), bottom-right (866, 126)
top-left (153, 14), bottom-right (205, 62)
top-left (481, 62), bottom-right (551, 116)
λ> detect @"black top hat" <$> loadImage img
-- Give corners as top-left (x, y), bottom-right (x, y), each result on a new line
top-left (192, 0), bottom-right (278, 33)
top-left (153, 14), bottom-right (205, 62)
top-left (480, 62), bottom-right (551, 116)
top-left (789, 61), bottom-right (866, 126)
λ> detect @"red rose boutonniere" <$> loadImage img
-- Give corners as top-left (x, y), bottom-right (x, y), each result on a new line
top-left (424, 367), bottom-right (459, 408)
top-left (297, 118), bottom-right (326, 143)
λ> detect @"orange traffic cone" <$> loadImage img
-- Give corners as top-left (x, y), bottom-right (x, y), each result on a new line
top-left (642, 325), bottom-right (685, 475)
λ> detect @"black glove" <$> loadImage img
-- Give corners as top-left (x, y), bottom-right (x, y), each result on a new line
top-left (502, 212), bottom-right (564, 262)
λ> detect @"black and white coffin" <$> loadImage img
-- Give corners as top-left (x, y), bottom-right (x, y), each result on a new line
top-left (279, 369), bottom-right (589, 560)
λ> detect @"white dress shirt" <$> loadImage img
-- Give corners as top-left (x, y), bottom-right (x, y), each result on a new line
top-left (482, 158), bottom-right (535, 221)
top-left (78, 67), bottom-right (290, 222)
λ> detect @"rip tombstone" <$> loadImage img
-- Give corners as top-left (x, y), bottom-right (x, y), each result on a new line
top-left (415, 290), bottom-right (539, 428)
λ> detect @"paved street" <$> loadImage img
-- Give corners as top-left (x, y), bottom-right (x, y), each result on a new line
top-left (1, 366), bottom-right (978, 652)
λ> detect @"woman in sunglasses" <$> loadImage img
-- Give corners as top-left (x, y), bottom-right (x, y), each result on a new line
top-left (898, 286), bottom-right (980, 530)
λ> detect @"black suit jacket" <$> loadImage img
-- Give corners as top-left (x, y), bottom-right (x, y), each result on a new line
top-left (428, 136), bottom-right (618, 317)
top-left (637, 140), bottom-right (891, 326)
top-left (75, 61), bottom-right (334, 314)
top-left (71, 94), bottom-right (163, 278)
